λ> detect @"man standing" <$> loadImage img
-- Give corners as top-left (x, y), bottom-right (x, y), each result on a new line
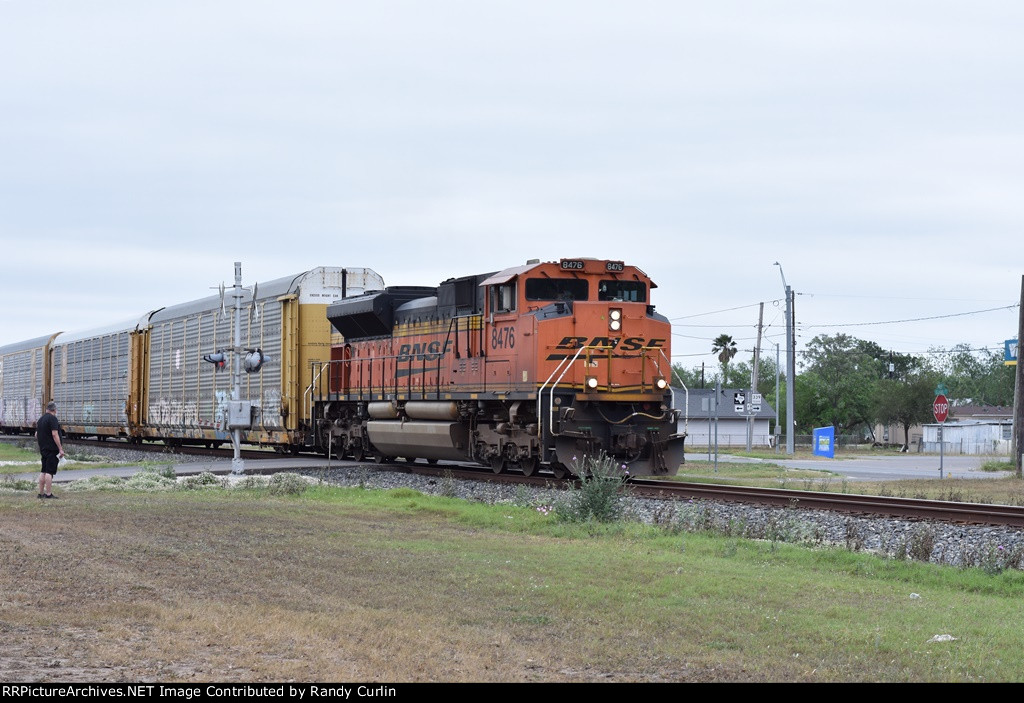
top-left (36, 401), bottom-right (64, 499)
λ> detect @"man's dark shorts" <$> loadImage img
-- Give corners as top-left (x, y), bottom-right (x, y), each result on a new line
top-left (40, 451), bottom-right (59, 475)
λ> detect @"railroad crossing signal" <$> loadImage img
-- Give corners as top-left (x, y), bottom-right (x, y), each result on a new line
top-left (203, 351), bottom-right (226, 370)
top-left (243, 348), bottom-right (267, 373)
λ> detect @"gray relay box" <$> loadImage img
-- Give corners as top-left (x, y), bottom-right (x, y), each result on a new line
top-left (225, 401), bottom-right (255, 430)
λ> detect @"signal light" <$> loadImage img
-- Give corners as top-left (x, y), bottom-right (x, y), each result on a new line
top-left (243, 348), bottom-right (267, 373)
top-left (655, 377), bottom-right (667, 390)
top-left (585, 376), bottom-right (599, 391)
top-left (203, 351), bottom-right (226, 370)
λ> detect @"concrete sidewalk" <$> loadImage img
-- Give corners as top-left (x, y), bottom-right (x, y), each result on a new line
top-left (7, 455), bottom-right (350, 485)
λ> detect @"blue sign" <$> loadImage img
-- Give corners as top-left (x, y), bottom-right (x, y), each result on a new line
top-left (812, 426), bottom-right (835, 458)
top-left (1005, 339), bottom-right (1018, 366)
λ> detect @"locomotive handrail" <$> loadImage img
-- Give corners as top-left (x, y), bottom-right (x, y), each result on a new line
top-left (536, 347), bottom-right (583, 438)
top-left (304, 361), bottom-right (330, 429)
top-left (543, 343), bottom-right (593, 439)
top-left (662, 349), bottom-right (689, 435)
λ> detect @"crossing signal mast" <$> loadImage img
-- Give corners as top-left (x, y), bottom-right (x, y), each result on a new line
top-left (203, 262), bottom-right (270, 475)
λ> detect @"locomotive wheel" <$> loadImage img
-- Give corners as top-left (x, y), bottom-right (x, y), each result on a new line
top-left (520, 457), bottom-right (538, 477)
top-left (426, 458), bottom-right (438, 465)
top-left (402, 456), bottom-right (417, 464)
top-left (374, 454), bottom-right (392, 464)
top-left (490, 456), bottom-right (507, 474)
top-left (352, 445), bottom-right (366, 462)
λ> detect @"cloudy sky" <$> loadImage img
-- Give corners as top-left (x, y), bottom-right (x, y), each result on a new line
top-left (2, 1), bottom-right (1022, 371)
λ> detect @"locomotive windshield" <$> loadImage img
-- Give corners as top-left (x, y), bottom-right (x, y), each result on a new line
top-left (598, 280), bottom-right (646, 302)
top-left (525, 278), bottom-right (589, 301)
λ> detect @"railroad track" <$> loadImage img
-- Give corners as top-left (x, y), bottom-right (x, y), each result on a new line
top-left (403, 463), bottom-right (1024, 529)
top-left (6, 435), bottom-right (1022, 528)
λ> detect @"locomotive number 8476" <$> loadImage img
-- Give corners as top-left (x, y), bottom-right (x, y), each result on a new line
top-left (312, 257), bottom-right (686, 477)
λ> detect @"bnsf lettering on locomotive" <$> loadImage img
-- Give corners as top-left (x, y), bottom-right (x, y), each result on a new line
top-left (555, 336), bottom-right (665, 350)
top-left (397, 339), bottom-right (453, 362)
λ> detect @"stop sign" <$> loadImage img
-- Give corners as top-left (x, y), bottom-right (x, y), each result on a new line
top-left (933, 394), bottom-right (949, 423)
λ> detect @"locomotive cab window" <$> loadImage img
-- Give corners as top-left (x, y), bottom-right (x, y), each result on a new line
top-left (525, 278), bottom-right (589, 302)
top-left (491, 281), bottom-right (517, 313)
top-left (598, 280), bottom-right (646, 303)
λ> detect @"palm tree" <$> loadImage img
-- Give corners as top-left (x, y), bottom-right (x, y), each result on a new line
top-left (712, 334), bottom-right (738, 386)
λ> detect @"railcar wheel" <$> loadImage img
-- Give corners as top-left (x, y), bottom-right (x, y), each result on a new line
top-left (550, 464), bottom-right (568, 479)
top-left (490, 457), bottom-right (507, 474)
top-left (352, 446), bottom-right (366, 462)
top-left (520, 457), bottom-right (538, 477)
top-left (374, 454), bottom-right (392, 464)
top-left (426, 459), bottom-right (438, 465)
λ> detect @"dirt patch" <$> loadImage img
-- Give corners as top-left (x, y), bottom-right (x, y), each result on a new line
top-left (0, 491), bottom-right (727, 683)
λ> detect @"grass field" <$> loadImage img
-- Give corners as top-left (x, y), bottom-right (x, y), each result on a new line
top-left (4, 483), bottom-right (1024, 682)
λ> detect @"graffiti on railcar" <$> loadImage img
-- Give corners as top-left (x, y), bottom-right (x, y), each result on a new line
top-left (148, 398), bottom-right (200, 427)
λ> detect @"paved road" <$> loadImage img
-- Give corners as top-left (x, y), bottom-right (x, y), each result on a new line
top-left (8, 456), bottom-right (343, 485)
top-left (686, 452), bottom-right (1012, 481)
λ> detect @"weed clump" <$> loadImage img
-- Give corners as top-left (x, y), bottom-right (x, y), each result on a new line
top-left (268, 472), bottom-right (310, 496)
top-left (554, 452), bottom-right (628, 523)
top-left (178, 472), bottom-right (224, 490)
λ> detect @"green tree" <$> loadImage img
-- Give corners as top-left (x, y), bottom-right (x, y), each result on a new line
top-left (873, 371), bottom-right (941, 451)
top-left (711, 334), bottom-right (738, 386)
top-left (798, 334), bottom-right (884, 434)
top-left (931, 344), bottom-right (1015, 406)
top-left (670, 363), bottom-right (706, 389)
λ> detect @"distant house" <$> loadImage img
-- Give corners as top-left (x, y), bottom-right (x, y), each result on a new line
top-left (873, 404), bottom-right (1012, 451)
top-left (871, 421), bottom-right (922, 449)
top-left (950, 404), bottom-right (1012, 422)
top-left (917, 402), bottom-right (1014, 455)
top-left (920, 421), bottom-right (1012, 455)
top-left (672, 388), bottom-right (777, 448)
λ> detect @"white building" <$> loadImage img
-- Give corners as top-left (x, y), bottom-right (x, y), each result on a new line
top-left (920, 421), bottom-right (1012, 455)
top-left (673, 388), bottom-right (777, 449)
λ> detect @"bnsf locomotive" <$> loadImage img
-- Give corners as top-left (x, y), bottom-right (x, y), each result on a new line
top-left (0, 258), bottom-right (685, 476)
top-left (311, 258), bottom-right (685, 476)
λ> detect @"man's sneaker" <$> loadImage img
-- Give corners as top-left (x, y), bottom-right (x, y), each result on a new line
top-left (38, 493), bottom-right (45, 499)
top-left (44, 494), bottom-right (58, 499)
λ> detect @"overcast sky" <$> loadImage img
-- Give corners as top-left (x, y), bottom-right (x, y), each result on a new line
top-left (2, 1), bottom-right (1022, 371)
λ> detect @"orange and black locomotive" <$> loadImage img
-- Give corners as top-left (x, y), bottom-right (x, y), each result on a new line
top-left (312, 258), bottom-right (685, 476)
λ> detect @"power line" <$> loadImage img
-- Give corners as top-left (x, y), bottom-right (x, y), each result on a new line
top-left (802, 304), bottom-right (1018, 330)
top-left (670, 299), bottom-right (782, 321)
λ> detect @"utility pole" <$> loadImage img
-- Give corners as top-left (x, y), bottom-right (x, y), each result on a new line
top-left (746, 302), bottom-right (764, 451)
top-left (774, 341), bottom-right (781, 453)
top-left (775, 262), bottom-right (796, 455)
top-left (1015, 276), bottom-right (1024, 477)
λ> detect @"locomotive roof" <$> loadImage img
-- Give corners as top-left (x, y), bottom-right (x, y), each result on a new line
top-left (478, 263), bottom-right (539, 287)
top-left (478, 260), bottom-right (656, 288)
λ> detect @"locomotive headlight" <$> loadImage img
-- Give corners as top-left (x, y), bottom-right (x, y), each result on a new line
top-left (655, 376), bottom-right (667, 390)
top-left (585, 376), bottom-right (599, 391)
top-left (609, 308), bottom-right (622, 332)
